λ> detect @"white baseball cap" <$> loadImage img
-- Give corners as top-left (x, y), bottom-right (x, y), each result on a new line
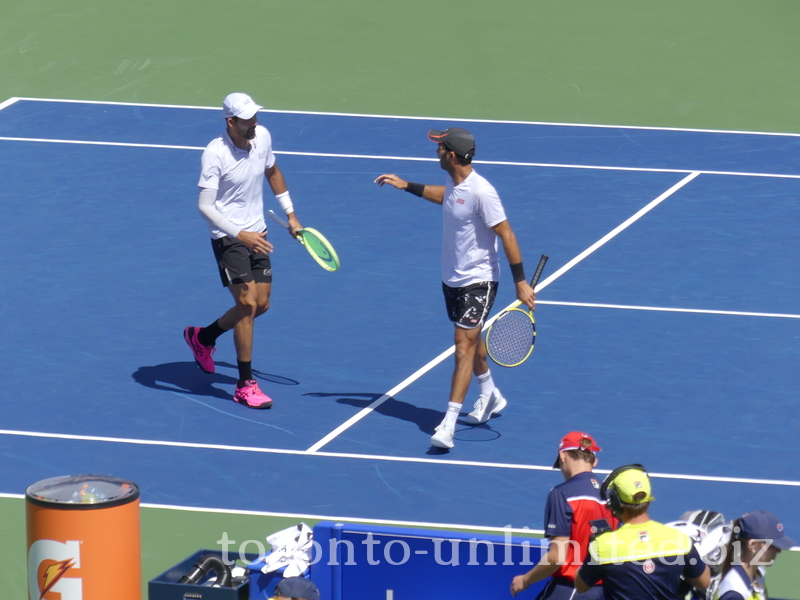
top-left (222, 93), bottom-right (263, 120)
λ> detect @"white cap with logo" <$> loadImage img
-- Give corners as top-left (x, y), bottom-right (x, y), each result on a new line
top-left (222, 93), bottom-right (263, 120)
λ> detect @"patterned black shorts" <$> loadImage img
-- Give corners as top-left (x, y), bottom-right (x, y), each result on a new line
top-left (442, 281), bottom-right (499, 329)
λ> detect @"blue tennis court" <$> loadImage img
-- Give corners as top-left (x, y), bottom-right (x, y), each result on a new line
top-left (1, 97), bottom-right (798, 535)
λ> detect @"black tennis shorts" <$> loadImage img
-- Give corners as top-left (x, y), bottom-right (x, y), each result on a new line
top-left (211, 234), bottom-right (273, 287)
top-left (442, 281), bottom-right (498, 329)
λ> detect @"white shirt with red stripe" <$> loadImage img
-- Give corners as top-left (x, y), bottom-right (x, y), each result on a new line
top-left (441, 170), bottom-right (507, 287)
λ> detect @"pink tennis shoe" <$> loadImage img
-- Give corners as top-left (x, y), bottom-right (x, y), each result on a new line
top-left (184, 326), bottom-right (216, 374)
top-left (234, 380), bottom-right (273, 409)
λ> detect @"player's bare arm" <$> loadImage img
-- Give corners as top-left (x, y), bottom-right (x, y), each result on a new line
top-left (374, 174), bottom-right (445, 205)
top-left (492, 219), bottom-right (535, 309)
top-left (510, 537), bottom-right (568, 596)
top-left (265, 163), bottom-right (303, 235)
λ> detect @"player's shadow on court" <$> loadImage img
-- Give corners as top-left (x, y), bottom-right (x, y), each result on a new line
top-left (132, 362), bottom-right (301, 401)
top-left (216, 362), bottom-right (300, 386)
top-left (310, 393), bottom-right (501, 453)
top-left (132, 362), bottom-right (238, 401)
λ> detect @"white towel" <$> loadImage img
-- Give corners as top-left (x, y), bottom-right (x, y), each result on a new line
top-left (260, 523), bottom-right (314, 578)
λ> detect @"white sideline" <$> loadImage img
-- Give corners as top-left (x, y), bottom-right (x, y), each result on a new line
top-left (6, 96), bottom-right (800, 137)
top-left (537, 300), bottom-right (800, 320)
top-left (2, 492), bottom-right (799, 549)
top-left (2, 136), bottom-right (800, 180)
top-left (1, 428), bottom-right (799, 488)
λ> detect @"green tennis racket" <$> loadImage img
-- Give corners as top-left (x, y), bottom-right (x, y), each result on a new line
top-left (485, 254), bottom-right (548, 367)
top-left (267, 210), bottom-right (340, 272)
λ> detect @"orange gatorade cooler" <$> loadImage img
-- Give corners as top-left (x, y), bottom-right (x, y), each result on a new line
top-left (26, 474), bottom-right (141, 600)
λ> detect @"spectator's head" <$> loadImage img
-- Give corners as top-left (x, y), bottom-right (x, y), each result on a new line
top-left (601, 464), bottom-right (654, 519)
top-left (274, 577), bottom-right (320, 600)
top-left (553, 431), bottom-right (601, 477)
top-left (720, 510), bottom-right (797, 575)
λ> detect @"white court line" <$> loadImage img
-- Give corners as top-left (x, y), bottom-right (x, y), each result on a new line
top-left (2, 136), bottom-right (800, 180)
top-left (3, 493), bottom-right (799, 550)
top-left (308, 173), bottom-right (700, 451)
top-left (2, 428), bottom-right (799, 488)
top-left (0, 490), bottom-right (544, 534)
top-left (4, 492), bottom-right (800, 549)
top-left (0, 97), bottom-right (20, 111)
top-left (538, 300), bottom-right (800, 320)
top-left (140, 503), bottom-right (546, 535)
top-left (0, 136), bottom-right (204, 151)
top-left (8, 96), bottom-right (800, 138)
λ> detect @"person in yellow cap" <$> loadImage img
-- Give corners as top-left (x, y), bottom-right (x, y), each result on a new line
top-left (574, 464), bottom-right (711, 600)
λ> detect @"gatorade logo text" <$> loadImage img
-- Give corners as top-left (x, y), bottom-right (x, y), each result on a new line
top-left (28, 540), bottom-right (83, 600)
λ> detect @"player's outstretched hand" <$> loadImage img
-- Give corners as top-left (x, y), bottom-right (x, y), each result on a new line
top-left (237, 230), bottom-right (274, 254)
top-left (374, 174), bottom-right (408, 190)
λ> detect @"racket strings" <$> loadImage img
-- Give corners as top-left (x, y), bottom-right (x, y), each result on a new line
top-left (486, 310), bottom-right (535, 366)
top-left (301, 229), bottom-right (339, 270)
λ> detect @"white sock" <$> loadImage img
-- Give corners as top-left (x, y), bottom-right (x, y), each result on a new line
top-left (443, 402), bottom-right (461, 429)
top-left (477, 370), bottom-right (495, 397)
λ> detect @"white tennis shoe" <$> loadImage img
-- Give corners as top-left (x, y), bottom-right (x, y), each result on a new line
top-left (430, 423), bottom-right (455, 449)
top-left (465, 389), bottom-right (507, 424)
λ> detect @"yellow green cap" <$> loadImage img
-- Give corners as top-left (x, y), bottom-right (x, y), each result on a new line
top-left (611, 468), bottom-right (654, 504)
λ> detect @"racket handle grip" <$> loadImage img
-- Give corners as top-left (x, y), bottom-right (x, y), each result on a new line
top-left (530, 254), bottom-right (549, 287)
top-left (267, 209), bottom-right (290, 229)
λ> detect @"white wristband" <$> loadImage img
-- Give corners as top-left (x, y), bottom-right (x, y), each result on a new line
top-left (275, 191), bottom-right (294, 215)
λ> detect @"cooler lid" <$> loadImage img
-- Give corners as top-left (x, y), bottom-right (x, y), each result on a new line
top-left (25, 474), bottom-right (139, 510)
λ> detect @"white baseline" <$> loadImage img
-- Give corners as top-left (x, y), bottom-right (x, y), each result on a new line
top-left (5, 96), bottom-right (800, 138)
top-left (1, 428), bottom-right (798, 489)
top-left (1, 136), bottom-right (800, 180)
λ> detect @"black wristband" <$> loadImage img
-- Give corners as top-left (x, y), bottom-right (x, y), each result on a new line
top-left (510, 262), bottom-right (526, 283)
top-left (405, 182), bottom-right (425, 197)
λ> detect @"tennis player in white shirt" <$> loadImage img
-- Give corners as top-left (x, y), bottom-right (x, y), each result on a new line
top-left (184, 92), bottom-right (302, 409)
top-left (376, 127), bottom-right (535, 449)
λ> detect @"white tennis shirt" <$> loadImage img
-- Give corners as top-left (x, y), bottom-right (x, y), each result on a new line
top-left (198, 125), bottom-right (276, 239)
top-left (441, 170), bottom-right (507, 287)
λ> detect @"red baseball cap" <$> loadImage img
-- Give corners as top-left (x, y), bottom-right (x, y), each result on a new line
top-left (553, 431), bottom-right (601, 468)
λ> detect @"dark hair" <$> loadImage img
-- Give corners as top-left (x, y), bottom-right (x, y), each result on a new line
top-left (454, 153), bottom-right (472, 166)
top-left (719, 518), bottom-right (741, 578)
top-left (621, 500), bottom-right (650, 516)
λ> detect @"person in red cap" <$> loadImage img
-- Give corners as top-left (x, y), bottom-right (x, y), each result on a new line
top-left (375, 127), bottom-right (535, 450)
top-left (510, 431), bottom-right (617, 600)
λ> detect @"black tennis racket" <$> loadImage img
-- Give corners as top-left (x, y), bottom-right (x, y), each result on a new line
top-left (485, 254), bottom-right (548, 367)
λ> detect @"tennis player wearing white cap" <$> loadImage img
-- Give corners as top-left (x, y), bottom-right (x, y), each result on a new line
top-left (184, 92), bottom-right (303, 409)
top-left (375, 127), bottom-right (535, 449)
